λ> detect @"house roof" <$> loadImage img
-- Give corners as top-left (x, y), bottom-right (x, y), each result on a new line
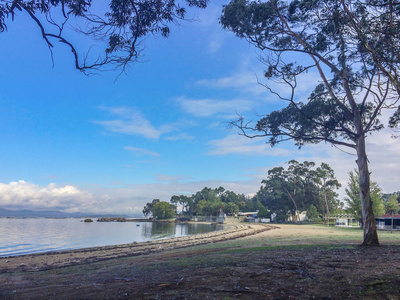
top-left (238, 212), bottom-right (258, 216)
top-left (330, 214), bottom-right (357, 218)
top-left (377, 215), bottom-right (400, 219)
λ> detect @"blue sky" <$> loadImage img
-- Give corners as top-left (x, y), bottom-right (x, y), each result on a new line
top-left (0, 1), bottom-right (398, 215)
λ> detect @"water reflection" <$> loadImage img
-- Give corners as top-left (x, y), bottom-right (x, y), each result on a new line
top-left (0, 218), bottom-right (224, 257)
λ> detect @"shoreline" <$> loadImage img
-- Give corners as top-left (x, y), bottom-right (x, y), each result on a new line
top-left (3, 224), bottom-right (400, 299)
top-left (0, 218), bottom-right (231, 259)
top-left (0, 223), bottom-right (274, 272)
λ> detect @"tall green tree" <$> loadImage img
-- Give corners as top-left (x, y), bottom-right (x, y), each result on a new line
top-left (142, 199), bottom-right (160, 217)
top-left (223, 202), bottom-right (240, 216)
top-left (256, 160), bottom-right (328, 222)
top-left (257, 205), bottom-right (270, 218)
top-left (385, 194), bottom-right (400, 215)
top-left (315, 163), bottom-right (342, 221)
top-left (221, 0), bottom-right (400, 245)
top-left (306, 204), bottom-right (320, 222)
top-left (152, 201), bottom-right (175, 219)
top-left (257, 166), bottom-right (293, 221)
top-left (0, 0), bottom-right (208, 73)
top-left (385, 194), bottom-right (399, 233)
top-left (170, 195), bottom-right (193, 216)
top-left (344, 170), bottom-right (385, 225)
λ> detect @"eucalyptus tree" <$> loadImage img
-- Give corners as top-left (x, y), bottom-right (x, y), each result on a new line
top-left (285, 160), bottom-right (318, 221)
top-left (221, 0), bottom-right (400, 245)
top-left (257, 160), bottom-right (320, 222)
top-left (315, 162), bottom-right (341, 221)
top-left (258, 166), bottom-right (291, 220)
top-left (142, 198), bottom-right (160, 217)
top-left (0, 0), bottom-right (208, 73)
top-left (170, 195), bottom-right (193, 215)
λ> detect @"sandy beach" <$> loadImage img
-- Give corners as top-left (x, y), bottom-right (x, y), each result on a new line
top-left (0, 222), bottom-right (273, 272)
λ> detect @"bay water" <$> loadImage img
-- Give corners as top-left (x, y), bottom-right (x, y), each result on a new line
top-left (0, 218), bottom-right (224, 257)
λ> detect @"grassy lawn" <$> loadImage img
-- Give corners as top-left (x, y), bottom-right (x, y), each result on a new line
top-left (190, 224), bottom-right (400, 253)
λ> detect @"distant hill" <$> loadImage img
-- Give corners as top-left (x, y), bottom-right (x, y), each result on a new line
top-left (0, 208), bottom-right (131, 218)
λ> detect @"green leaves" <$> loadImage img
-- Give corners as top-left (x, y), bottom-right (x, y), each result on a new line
top-left (152, 201), bottom-right (175, 219)
top-left (254, 98), bottom-right (356, 148)
top-left (385, 194), bottom-right (399, 215)
top-left (169, 186), bottom-right (261, 217)
top-left (344, 170), bottom-right (385, 220)
top-left (222, 0), bottom-right (400, 150)
top-left (257, 160), bottom-right (341, 221)
top-left (0, 0), bottom-right (209, 72)
top-left (143, 199), bottom-right (160, 217)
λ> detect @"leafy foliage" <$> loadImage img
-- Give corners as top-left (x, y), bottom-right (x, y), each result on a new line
top-left (170, 186), bottom-right (265, 217)
top-left (152, 201), bottom-right (175, 219)
top-left (306, 204), bottom-right (320, 222)
top-left (385, 194), bottom-right (400, 215)
top-left (0, 0), bottom-right (208, 73)
top-left (142, 199), bottom-right (160, 217)
top-left (255, 160), bottom-right (341, 222)
top-left (344, 170), bottom-right (385, 222)
top-left (256, 205), bottom-right (270, 218)
top-left (315, 162), bottom-right (342, 218)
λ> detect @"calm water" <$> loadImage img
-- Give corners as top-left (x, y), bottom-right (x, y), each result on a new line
top-left (0, 218), bottom-right (224, 257)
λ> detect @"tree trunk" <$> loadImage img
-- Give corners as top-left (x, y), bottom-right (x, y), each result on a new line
top-left (323, 182), bottom-right (330, 225)
top-left (391, 213), bottom-right (394, 234)
top-left (286, 191), bottom-right (298, 223)
top-left (356, 135), bottom-right (379, 246)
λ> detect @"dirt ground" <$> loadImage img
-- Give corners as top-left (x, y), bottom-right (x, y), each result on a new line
top-left (1, 223), bottom-right (400, 299)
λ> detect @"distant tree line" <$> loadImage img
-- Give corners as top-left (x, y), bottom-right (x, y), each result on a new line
top-left (143, 187), bottom-right (268, 219)
top-left (142, 161), bottom-right (399, 223)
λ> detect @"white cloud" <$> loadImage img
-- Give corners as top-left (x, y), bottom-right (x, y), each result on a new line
top-left (177, 97), bottom-right (253, 118)
top-left (94, 106), bottom-right (162, 140)
top-left (165, 133), bottom-right (195, 141)
top-left (124, 146), bottom-right (160, 157)
top-left (0, 180), bottom-right (96, 213)
top-left (94, 106), bottom-right (197, 141)
top-left (196, 72), bottom-right (267, 96)
top-left (156, 174), bottom-right (186, 183)
top-left (0, 180), bottom-right (157, 215)
top-left (191, 3), bottom-right (230, 53)
top-left (208, 134), bottom-right (293, 156)
top-left (364, 128), bottom-right (400, 193)
top-left (94, 178), bottom-right (262, 206)
top-left (197, 69), bottom-right (323, 103)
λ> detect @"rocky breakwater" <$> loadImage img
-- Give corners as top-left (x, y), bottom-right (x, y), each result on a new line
top-left (97, 217), bottom-right (129, 222)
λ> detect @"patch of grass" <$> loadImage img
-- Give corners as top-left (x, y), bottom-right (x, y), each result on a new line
top-left (219, 243), bottom-right (356, 254)
top-left (160, 253), bottom-right (240, 270)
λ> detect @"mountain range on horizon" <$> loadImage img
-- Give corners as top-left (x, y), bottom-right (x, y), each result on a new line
top-left (0, 207), bottom-right (132, 218)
